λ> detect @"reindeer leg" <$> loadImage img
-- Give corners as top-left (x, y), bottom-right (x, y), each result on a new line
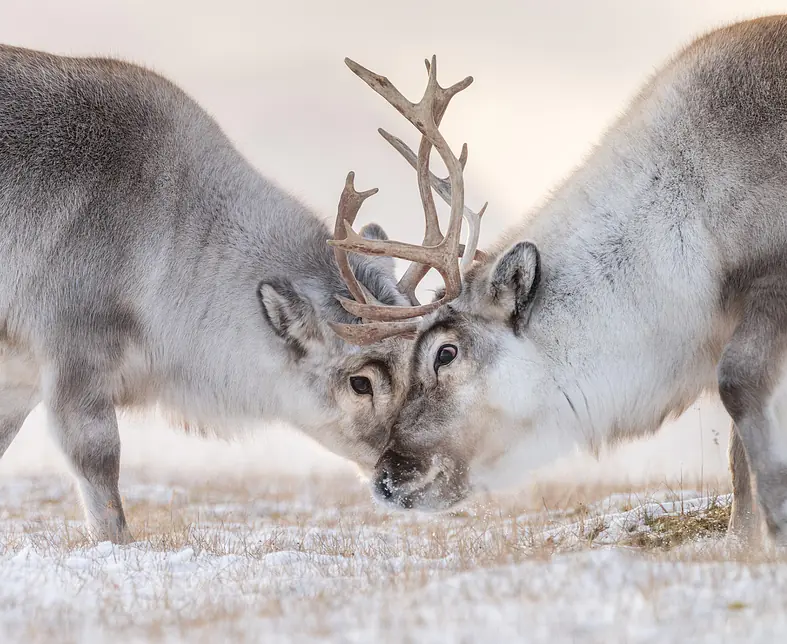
top-left (43, 363), bottom-right (131, 544)
top-left (718, 281), bottom-right (787, 546)
top-left (0, 347), bottom-right (40, 458)
top-left (727, 420), bottom-right (760, 544)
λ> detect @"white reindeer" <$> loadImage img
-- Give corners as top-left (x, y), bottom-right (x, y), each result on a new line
top-left (331, 16), bottom-right (787, 545)
top-left (0, 45), bottom-right (431, 543)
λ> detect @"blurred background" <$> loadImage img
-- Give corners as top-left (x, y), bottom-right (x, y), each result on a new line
top-left (2, 0), bottom-right (786, 490)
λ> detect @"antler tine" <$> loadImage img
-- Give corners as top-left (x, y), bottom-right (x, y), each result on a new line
top-left (391, 127), bottom-right (442, 306)
top-left (378, 127), bottom-right (487, 271)
top-left (392, 60), bottom-right (470, 305)
top-left (378, 129), bottom-right (468, 207)
top-left (424, 56), bottom-right (472, 103)
top-left (333, 223), bottom-right (457, 268)
top-left (333, 171), bottom-right (378, 305)
top-left (420, 56), bottom-right (471, 262)
top-left (459, 201), bottom-right (487, 271)
top-left (401, 110), bottom-right (444, 304)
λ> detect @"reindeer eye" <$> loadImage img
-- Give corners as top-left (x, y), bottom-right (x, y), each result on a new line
top-left (350, 376), bottom-right (373, 396)
top-left (434, 344), bottom-right (458, 371)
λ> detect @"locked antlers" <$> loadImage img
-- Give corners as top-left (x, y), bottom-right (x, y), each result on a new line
top-left (328, 56), bottom-right (487, 345)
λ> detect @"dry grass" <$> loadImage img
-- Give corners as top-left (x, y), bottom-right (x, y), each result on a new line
top-left (1, 471), bottom-right (786, 643)
top-left (0, 473), bottom-right (749, 562)
top-left (625, 499), bottom-right (731, 550)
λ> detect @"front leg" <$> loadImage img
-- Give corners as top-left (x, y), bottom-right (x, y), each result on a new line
top-left (43, 366), bottom-right (132, 544)
top-left (0, 346), bottom-right (41, 457)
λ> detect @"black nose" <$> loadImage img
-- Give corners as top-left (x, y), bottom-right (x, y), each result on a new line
top-left (374, 472), bottom-right (394, 500)
top-left (373, 467), bottom-right (414, 508)
top-left (374, 450), bottom-right (423, 498)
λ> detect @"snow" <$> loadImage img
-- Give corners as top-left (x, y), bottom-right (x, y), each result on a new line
top-left (0, 472), bottom-right (785, 643)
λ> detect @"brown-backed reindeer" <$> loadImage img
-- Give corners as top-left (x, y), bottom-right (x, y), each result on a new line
top-left (333, 16), bottom-right (787, 546)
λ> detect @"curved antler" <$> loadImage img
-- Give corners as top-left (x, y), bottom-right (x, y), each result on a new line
top-left (332, 171), bottom-right (378, 306)
top-left (328, 319), bottom-right (419, 345)
top-left (328, 56), bottom-right (487, 344)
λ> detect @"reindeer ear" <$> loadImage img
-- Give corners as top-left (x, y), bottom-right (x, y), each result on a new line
top-left (485, 241), bottom-right (540, 331)
top-left (259, 279), bottom-right (323, 355)
top-left (359, 223), bottom-right (396, 279)
top-left (359, 223), bottom-right (389, 241)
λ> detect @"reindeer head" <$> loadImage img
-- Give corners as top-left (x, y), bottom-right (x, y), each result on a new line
top-left (372, 241), bottom-right (546, 511)
top-left (257, 219), bottom-right (415, 473)
top-left (325, 56), bottom-right (509, 495)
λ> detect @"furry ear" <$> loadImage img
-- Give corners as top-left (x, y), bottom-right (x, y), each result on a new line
top-left (359, 223), bottom-right (396, 279)
top-left (259, 279), bottom-right (323, 355)
top-left (485, 241), bottom-right (541, 331)
top-left (359, 223), bottom-right (389, 241)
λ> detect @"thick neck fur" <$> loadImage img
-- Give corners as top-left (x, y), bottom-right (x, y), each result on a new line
top-left (525, 169), bottom-right (720, 455)
top-left (490, 25), bottom-right (768, 455)
top-left (138, 120), bottom-right (388, 432)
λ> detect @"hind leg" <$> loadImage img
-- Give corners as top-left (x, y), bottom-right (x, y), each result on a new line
top-left (43, 362), bottom-right (131, 544)
top-left (718, 279), bottom-right (787, 545)
top-left (0, 347), bottom-right (41, 458)
top-left (727, 420), bottom-right (759, 544)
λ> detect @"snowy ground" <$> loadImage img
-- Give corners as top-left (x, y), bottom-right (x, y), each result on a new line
top-left (1, 468), bottom-right (786, 643)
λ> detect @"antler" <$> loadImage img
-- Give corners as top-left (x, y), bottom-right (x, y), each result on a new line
top-left (333, 171), bottom-right (379, 306)
top-left (377, 128), bottom-right (488, 275)
top-left (328, 55), bottom-right (486, 344)
top-left (328, 56), bottom-right (486, 344)
top-left (389, 58), bottom-right (472, 305)
top-left (328, 318), bottom-right (420, 345)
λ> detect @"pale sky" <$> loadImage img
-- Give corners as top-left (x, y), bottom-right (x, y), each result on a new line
top-left (3, 1), bottom-right (786, 245)
top-left (1, 1), bottom-right (785, 484)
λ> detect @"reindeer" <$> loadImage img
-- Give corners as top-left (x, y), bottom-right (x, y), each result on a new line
top-left (331, 16), bottom-right (787, 545)
top-left (0, 44), bottom-right (433, 543)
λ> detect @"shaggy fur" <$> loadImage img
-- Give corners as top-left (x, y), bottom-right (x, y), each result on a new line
top-left (371, 16), bottom-right (787, 546)
top-left (0, 45), bottom-right (412, 542)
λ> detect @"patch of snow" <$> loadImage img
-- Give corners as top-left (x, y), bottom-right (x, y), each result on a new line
top-left (0, 475), bottom-right (784, 643)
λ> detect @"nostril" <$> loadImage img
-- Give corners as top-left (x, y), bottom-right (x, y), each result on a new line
top-left (374, 471), bottom-right (394, 500)
top-left (374, 449), bottom-right (423, 504)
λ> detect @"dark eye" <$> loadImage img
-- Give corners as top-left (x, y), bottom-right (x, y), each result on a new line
top-left (434, 344), bottom-right (458, 371)
top-left (350, 376), bottom-right (373, 396)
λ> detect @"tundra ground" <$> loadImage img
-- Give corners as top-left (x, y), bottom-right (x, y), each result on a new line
top-left (1, 467), bottom-right (786, 643)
